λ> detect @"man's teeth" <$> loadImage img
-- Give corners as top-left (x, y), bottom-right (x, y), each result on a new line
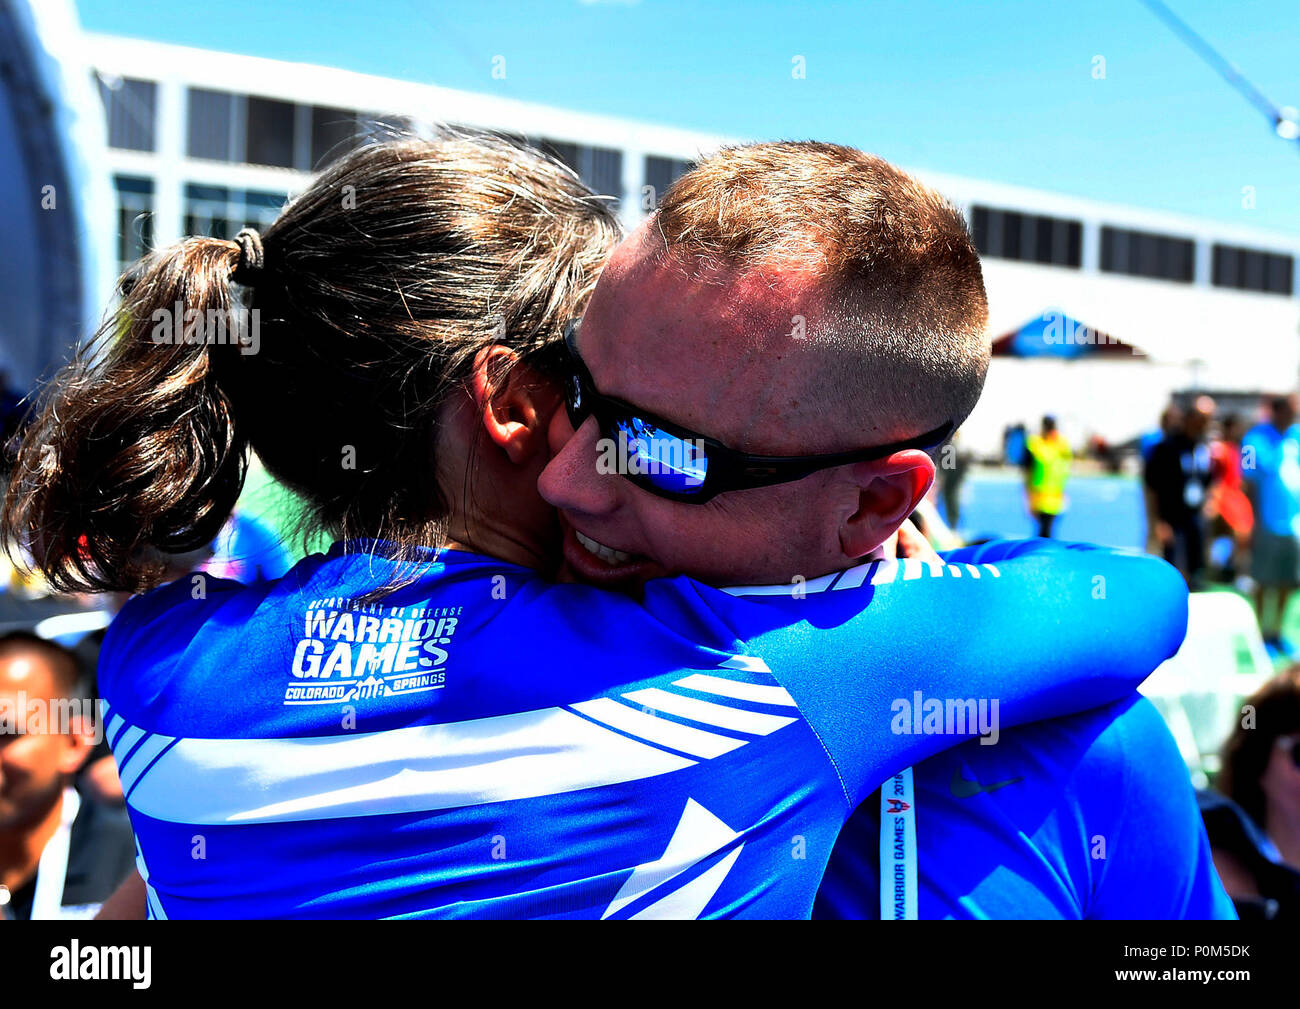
top-left (575, 530), bottom-right (632, 565)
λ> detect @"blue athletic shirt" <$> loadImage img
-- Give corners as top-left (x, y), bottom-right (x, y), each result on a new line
top-left (813, 693), bottom-right (1236, 919)
top-left (1241, 422), bottom-right (1300, 536)
top-left (97, 538), bottom-right (1187, 919)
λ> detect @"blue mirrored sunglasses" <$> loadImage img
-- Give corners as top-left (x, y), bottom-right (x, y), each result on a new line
top-left (562, 319), bottom-right (954, 504)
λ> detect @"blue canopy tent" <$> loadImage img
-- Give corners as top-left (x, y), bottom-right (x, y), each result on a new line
top-left (991, 310), bottom-right (1146, 358)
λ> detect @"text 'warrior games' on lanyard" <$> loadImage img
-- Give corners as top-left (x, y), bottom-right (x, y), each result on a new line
top-left (880, 768), bottom-right (918, 920)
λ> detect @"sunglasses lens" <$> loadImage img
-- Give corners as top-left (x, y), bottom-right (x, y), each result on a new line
top-left (616, 414), bottom-right (709, 496)
top-left (564, 369), bottom-right (585, 428)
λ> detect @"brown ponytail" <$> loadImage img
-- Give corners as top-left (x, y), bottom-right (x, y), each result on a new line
top-left (4, 132), bottom-right (620, 594)
top-left (3, 237), bottom-right (253, 592)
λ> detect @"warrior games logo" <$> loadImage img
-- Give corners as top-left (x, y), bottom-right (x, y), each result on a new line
top-left (284, 599), bottom-right (461, 705)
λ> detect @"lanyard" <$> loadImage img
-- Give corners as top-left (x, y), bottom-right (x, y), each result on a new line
top-left (879, 768), bottom-right (917, 920)
top-left (30, 788), bottom-right (81, 921)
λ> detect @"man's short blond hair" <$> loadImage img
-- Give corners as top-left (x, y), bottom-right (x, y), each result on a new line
top-left (656, 141), bottom-right (990, 435)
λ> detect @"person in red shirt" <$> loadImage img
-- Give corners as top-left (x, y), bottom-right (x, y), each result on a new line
top-left (1210, 413), bottom-right (1255, 586)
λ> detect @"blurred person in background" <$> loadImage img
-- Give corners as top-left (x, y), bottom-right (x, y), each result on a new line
top-left (1023, 414), bottom-right (1071, 538)
top-left (1087, 434), bottom-right (1120, 474)
top-left (1144, 395), bottom-right (1216, 589)
top-left (935, 429), bottom-right (971, 531)
top-left (1208, 413), bottom-right (1254, 589)
top-left (0, 633), bottom-right (134, 919)
top-left (1002, 421), bottom-right (1027, 468)
top-left (1142, 402), bottom-right (1184, 554)
top-left (1206, 667), bottom-right (1300, 919)
top-left (1242, 395), bottom-right (1300, 658)
top-left (1140, 402), bottom-right (1183, 464)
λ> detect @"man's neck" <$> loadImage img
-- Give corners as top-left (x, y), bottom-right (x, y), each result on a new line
top-left (0, 790), bottom-right (65, 894)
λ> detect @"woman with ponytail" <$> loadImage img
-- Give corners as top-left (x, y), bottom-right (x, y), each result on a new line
top-left (8, 234), bottom-right (251, 593)
top-left (6, 133), bottom-right (613, 592)
top-left (4, 134), bottom-right (1191, 919)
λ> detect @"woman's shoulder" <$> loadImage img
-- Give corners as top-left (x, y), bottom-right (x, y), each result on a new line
top-left (98, 567), bottom-right (283, 709)
top-left (96, 544), bottom-right (536, 718)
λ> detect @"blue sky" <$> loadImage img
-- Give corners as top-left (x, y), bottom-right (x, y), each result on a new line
top-left (78, 0), bottom-right (1300, 236)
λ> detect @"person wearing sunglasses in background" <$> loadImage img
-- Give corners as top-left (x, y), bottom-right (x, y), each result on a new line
top-left (542, 141), bottom-right (1232, 919)
top-left (1205, 668), bottom-right (1300, 918)
top-left (7, 134), bottom-right (1192, 919)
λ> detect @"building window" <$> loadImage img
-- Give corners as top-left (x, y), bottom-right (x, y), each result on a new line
top-left (99, 76), bottom-right (156, 152)
top-left (582, 146), bottom-right (623, 207)
top-left (1100, 226), bottom-right (1194, 283)
top-left (113, 175), bottom-right (154, 270)
top-left (971, 206), bottom-right (1082, 268)
top-left (644, 156), bottom-right (693, 208)
top-left (310, 106), bottom-right (359, 168)
top-left (187, 88), bottom-right (240, 161)
top-left (534, 138), bottom-right (580, 173)
top-left (184, 185), bottom-right (288, 238)
top-left (183, 93), bottom-right (421, 171)
top-left (244, 189), bottom-right (288, 230)
top-left (307, 110), bottom-right (412, 168)
top-left (245, 97), bottom-right (296, 168)
top-left (530, 139), bottom-right (623, 207)
top-left (184, 184), bottom-right (234, 239)
top-left (1212, 244), bottom-right (1294, 295)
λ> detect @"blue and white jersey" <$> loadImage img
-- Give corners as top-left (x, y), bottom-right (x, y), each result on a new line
top-left (814, 694), bottom-right (1236, 920)
top-left (1241, 422), bottom-right (1300, 536)
top-left (98, 539), bottom-right (1188, 919)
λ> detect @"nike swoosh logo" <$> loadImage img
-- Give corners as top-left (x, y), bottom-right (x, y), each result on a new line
top-left (949, 767), bottom-right (1024, 799)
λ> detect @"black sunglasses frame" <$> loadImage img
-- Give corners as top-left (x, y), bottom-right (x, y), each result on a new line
top-left (562, 319), bottom-right (955, 504)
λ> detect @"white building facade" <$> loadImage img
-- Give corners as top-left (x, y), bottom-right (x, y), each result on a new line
top-left (89, 33), bottom-right (1300, 456)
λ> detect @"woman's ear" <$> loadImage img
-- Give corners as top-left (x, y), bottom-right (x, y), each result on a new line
top-left (470, 346), bottom-right (558, 465)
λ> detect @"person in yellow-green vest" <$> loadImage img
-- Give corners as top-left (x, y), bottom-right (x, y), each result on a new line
top-left (1024, 415), bottom-right (1072, 538)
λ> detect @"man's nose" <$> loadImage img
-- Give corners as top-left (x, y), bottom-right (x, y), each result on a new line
top-left (538, 414), bottom-right (621, 516)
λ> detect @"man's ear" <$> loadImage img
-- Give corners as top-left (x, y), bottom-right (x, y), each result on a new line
top-left (469, 346), bottom-right (556, 465)
top-left (839, 450), bottom-right (936, 560)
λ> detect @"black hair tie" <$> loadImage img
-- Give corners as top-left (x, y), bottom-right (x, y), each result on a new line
top-left (232, 227), bottom-right (265, 286)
